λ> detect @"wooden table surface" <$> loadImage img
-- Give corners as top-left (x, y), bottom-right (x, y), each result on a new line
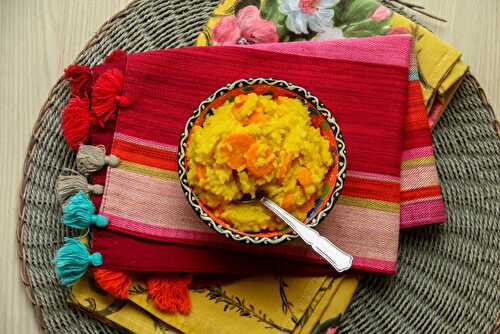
top-left (1, 1), bottom-right (498, 332)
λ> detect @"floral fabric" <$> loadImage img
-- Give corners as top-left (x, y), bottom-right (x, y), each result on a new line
top-left (71, 274), bottom-right (359, 334)
top-left (196, 0), bottom-right (468, 127)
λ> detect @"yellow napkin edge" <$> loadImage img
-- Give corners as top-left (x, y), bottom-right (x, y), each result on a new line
top-left (70, 276), bottom-right (181, 334)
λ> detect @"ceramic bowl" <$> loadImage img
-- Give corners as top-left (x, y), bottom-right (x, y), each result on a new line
top-left (178, 78), bottom-right (346, 244)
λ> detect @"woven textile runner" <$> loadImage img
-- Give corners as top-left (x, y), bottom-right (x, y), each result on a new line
top-left (87, 35), bottom-right (427, 274)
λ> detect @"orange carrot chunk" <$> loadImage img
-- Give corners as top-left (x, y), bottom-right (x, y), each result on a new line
top-left (297, 167), bottom-right (313, 187)
top-left (219, 133), bottom-right (255, 169)
top-left (245, 143), bottom-right (275, 177)
top-left (281, 192), bottom-right (295, 211)
top-left (195, 164), bottom-right (206, 180)
top-left (247, 111), bottom-right (271, 124)
top-left (278, 153), bottom-right (293, 179)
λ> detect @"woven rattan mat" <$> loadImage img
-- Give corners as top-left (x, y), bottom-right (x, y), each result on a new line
top-left (17, 0), bottom-right (500, 333)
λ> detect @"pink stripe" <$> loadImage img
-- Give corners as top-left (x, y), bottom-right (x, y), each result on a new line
top-left (401, 164), bottom-right (440, 191)
top-left (101, 167), bottom-right (399, 267)
top-left (401, 146), bottom-right (434, 160)
top-left (114, 132), bottom-right (178, 152)
top-left (102, 168), bottom-right (399, 264)
top-left (248, 35), bottom-right (412, 68)
top-left (401, 195), bottom-right (443, 205)
top-left (348, 170), bottom-right (400, 182)
top-left (400, 199), bottom-right (447, 228)
top-left (106, 214), bottom-right (396, 274)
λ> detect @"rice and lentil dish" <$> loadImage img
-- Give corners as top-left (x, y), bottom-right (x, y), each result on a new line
top-left (186, 93), bottom-right (332, 232)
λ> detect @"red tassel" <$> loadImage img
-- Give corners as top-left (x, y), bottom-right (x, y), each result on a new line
top-left (104, 49), bottom-right (127, 64)
top-left (91, 69), bottom-right (126, 127)
top-left (114, 95), bottom-right (131, 108)
top-left (62, 97), bottom-right (90, 150)
top-left (91, 267), bottom-right (132, 300)
top-left (146, 275), bottom-right (192, 314)
top-left (64, 64), bottom-right (91, 97)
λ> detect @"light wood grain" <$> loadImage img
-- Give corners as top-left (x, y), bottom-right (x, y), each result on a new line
top-left (0, 1), bottom-right (498, 333)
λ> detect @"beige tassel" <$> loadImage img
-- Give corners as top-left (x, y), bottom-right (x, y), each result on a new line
top-left (76, 145), bottom-right (120, 175)
top-left (56, 171), bottom-right (104, 204)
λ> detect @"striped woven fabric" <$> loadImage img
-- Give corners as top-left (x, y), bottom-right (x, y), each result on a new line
top-left (400, 54), bottom-right (446, 227)
top-left (89, 35), bottom-right (444, 274)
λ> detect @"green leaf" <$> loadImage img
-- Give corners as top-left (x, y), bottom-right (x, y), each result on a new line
top-left (334, 0), bottom-right (380, 27)
top-left (320, 119), bottom-right (330, 131)
top-left (260, 0), bottom-right (288, 40)
top-left (311, 315), bottom-right (342, 334)
top-left (234, 0), bottom-right (261, 14)
top-left (342, 18), bottom-right (391, 38)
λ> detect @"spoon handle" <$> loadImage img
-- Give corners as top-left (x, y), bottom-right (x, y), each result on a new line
top-left (260, 197), bottom-right (352, 272)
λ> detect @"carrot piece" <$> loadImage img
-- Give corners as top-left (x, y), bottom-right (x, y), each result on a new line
top-left (195, 164), bottom-right (206, 180)
top-left (232, 94), bottom-right (248, 110)
top-left (278, 153), bottom-right (293, 179)
top-left (245, 143), bottom-right (275, 177)
top-left (219, 133), bottom-right (255, 169)
top-left (281, 192), bottom-right (295, 211)
top-left (297, 167), bottom-right (313, 186)
top-left (247, 111), bottom-right (271, 124)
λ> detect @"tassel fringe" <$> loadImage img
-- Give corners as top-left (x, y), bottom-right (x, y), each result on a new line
top-left (91, 267), bottom-right (132, 299)
top-left (54, 237), bottom-right (102, 286)
top-left (77, 145), bottom-right (120, 175)
top-left (63, 191), bottom-right (108, 229)
top-left (146, 275), bottom-right (192, 314)
top-left (62, 97), bottom-right (91, 150)
top-left (64, 64), bottom-right (91, 97)
top-left (91, 69), bottom-right (128, 127)
top-left (56, 172), bottom-right (103, 204)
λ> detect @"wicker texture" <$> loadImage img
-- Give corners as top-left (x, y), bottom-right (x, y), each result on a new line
top-left (17, 0), bottom-right (499, 333)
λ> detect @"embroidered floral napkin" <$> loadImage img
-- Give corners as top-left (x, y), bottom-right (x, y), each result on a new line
top-left (196, 0), bottom-right (468, 128)
top-left (71, 273), bottom-right (359, 334)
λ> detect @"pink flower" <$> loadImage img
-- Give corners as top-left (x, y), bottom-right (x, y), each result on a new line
top-left (387, 26), bottom-right (411, 35)
top-left (212, 6), bottom-right (279, 45)
top-left (299, 0), bottom-right (321, 15)
top-left (371, 5), bottom-right (392, 21)
top-left (326, 327), bottom-right (337, 334)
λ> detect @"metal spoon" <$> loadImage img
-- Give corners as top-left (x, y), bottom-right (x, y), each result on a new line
top-left (239, 194), bottom-right (353, 272)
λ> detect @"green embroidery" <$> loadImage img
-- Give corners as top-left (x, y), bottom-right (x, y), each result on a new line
top-left (129, 283), bottom-right (148, 295)
top-left (197, 285), bottom-right (293, 333)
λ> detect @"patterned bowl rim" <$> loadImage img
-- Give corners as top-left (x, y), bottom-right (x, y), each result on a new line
top-left (178, 78), bottom-right (347, 244)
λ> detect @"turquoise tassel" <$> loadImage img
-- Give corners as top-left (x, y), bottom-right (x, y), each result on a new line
top-left (54, 237), bottom-right (103, 286)
top-left (63, 191), bottom-right (108, 229)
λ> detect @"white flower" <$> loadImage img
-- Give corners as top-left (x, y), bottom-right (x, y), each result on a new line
top-left (279, 0), bottom-right (338, 35)
top-left (313, 26), bottom-right (344, 40)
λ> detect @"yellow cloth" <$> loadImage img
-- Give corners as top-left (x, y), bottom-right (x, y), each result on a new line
top-left (390, 14), bottom-right (468, 116)
top-left (71, 274), bottom-right (358, 334)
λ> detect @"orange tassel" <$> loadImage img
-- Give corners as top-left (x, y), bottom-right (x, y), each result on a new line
top-left (64, 64), bottom-right (91, 97)
top-left (146, 275), bottom-right (192, 314)
top-left (104, 49), bottom-right (127, 64)
top-left (91, 267), bottom-right (132, 300)
top-left (91, 69), bottom-right (126, 127)
top-left (62, 97), bottom-right (90, 150)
